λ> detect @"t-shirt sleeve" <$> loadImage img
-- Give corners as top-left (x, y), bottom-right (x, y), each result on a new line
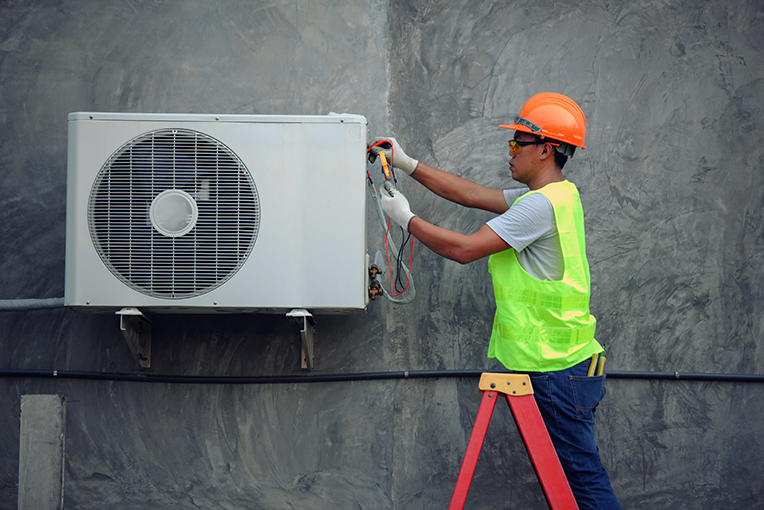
top-left (503, 188), bottom-right (529, 208)
top-left (486, 192), bottom-right (556, 252)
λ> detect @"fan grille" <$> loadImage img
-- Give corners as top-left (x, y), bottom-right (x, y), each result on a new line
top-left (88, 128), bottom-right (260, 299)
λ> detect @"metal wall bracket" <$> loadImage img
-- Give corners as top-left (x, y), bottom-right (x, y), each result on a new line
top-left (116, 307), bottom-right (151, 368)
top-left (286, 309), bottom-right (315, 371)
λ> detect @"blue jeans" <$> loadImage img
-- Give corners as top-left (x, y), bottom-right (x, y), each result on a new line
top-left (526, 359), bottom-right (621, 510)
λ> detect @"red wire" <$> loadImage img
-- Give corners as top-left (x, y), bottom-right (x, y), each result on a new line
top-left (370, 140), bottom-right (411, 296)
top-left (366, 141), bottom-right (395, 183)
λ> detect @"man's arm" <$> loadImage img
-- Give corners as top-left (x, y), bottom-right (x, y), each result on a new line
top-left (367, 136), bottom-right (509, 214)
top-left (408, 218), bottom-right (510, 265)
top-left (411, 162), bottom-right (510, 215)
top-left (379, 183), bottom-right (512, 265)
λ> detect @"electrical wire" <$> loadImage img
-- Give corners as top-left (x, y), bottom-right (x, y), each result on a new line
top-left (1, 367), bottom-right (763, 385)
top-left (367, 140), bottom-right (397, 186)
top-left (367, 179), bottom-right (415, 303)
top-left (394, 225), bottom-right (413, 294)
top-left (367, 142), bottom-right (415, 302)
top-left (386, 218), bottom-right (414, 296)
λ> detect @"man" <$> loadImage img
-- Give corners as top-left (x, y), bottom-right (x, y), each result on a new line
top-left (368, 93), bottom-right (621, 509)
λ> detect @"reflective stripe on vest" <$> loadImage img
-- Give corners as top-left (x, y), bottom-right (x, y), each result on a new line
top-left (487, 180), bottom-right (603, 372)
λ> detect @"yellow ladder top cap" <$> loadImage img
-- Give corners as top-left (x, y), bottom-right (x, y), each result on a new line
top-left (478, 373), bottom-right (534, 396)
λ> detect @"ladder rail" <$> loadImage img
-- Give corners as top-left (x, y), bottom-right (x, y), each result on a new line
top-left (505, 392), bottom-right (579, 509)
top-left (448, 390), bottom-right (499, 510)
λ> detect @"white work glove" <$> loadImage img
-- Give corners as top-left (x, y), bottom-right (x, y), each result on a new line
top-left (380, 186), bottom-right (416, 230)
top-left (368, 137), bottom-right (419, 176)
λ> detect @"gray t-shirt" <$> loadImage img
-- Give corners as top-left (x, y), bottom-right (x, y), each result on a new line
top-left (485, 188), bottom-right (563, 281)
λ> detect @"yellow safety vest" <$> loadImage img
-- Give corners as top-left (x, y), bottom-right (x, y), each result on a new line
top-left (487, 180), bottom-right (603, 372)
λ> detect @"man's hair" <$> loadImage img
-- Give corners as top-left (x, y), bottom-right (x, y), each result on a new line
top-left (530, 136), bottom-right (570, 170)
top-left (553, 150), bottom-right (569, 170)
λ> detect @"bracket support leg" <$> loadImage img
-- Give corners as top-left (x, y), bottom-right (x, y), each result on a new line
top-left (116, 307), bottom-right (151, 368)
top-left (287, 309), bottom-right (316, 371)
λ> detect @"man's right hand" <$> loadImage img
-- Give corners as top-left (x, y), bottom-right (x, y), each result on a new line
top-left (367, 137), bottom-right (419, 176)
top-left (380, 186), bottom-right (416, 230)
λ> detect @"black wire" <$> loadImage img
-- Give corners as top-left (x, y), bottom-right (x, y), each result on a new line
top-left (367, 141), bottom-right (412, 296)
top-left (394, 226), bottom-right (403, 292)
top-left (395, 225), bottom-right (413, 293)
top-left (2, 368), bottom-right (764, 385)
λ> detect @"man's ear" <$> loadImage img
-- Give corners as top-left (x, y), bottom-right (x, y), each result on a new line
top-left (539, 142), bottom-right (554, 160)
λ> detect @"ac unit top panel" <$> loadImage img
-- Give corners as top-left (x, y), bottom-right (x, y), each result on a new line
top-left (68, 112), bottom-right (367, 125)
top-left (65, 113), bottom-right (369, 314)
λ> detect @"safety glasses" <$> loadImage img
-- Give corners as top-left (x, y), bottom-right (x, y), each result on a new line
top-left (508, 138), bottom-right (544, 156)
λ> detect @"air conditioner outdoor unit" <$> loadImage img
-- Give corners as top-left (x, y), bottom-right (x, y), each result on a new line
top-left (65, 112), bottom-right (369, 315)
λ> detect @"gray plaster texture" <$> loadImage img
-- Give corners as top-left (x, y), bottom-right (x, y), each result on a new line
top-left (0, 0), bottom-right (763, 509)
top-left (18, 395), bottom-right (66, 510)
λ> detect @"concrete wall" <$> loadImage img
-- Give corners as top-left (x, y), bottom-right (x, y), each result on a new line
top-left (1, 0), bottom-right (762, 508)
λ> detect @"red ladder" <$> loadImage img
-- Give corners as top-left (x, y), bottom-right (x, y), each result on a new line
top-left (448, 373), bottom-right (579, 510)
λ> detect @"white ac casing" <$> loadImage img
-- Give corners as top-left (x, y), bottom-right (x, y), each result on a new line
top-left (65, 112), bottom-right (369, 314)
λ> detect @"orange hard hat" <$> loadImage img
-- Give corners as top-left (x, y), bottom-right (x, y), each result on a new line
top-left (500, 92), bottom-right (587, 150)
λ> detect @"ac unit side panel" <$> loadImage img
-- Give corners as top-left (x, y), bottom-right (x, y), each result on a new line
top-left (297, 121), bottom-right (368, 307)
top-left (65, 114), bottom-right (368, 313)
